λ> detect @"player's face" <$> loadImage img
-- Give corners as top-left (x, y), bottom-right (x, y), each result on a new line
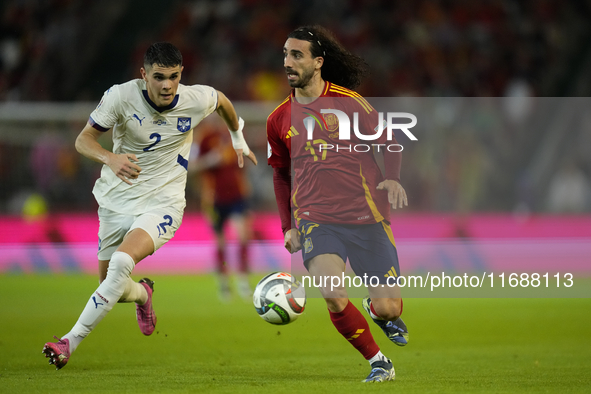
top-left (141, 64), bottom-right (183, 107)
top-left (283, 38), bottom-right (320, 89)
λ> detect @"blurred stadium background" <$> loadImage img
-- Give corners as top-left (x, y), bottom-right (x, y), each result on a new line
top-left (0, 0), bottom-right (590, 277)
top-left (2, 3), bottom-right (590, 391)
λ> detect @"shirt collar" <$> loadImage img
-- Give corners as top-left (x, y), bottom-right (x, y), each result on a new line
top-left (290, 81), bottom-right (329, 104)
top-left (142, 90), bottom-right (179, 113)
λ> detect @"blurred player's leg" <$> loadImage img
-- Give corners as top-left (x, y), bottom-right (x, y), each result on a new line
top-left (210, 204), bottom-right (233, 302)
top-left (215, 230), bottom-right (231, 302)
top-left (233, 212), bottom-right (252, 300)
top-left (236, 244), bottom-right (251, 299)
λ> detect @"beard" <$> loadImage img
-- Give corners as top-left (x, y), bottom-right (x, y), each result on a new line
top-left (287, 67), bottom-right (315, 89)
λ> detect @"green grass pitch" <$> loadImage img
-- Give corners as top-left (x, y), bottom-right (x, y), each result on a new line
top-left (0, 274), bottom-right (590, 393)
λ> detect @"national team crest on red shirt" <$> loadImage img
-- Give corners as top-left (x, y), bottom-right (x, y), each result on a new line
top-left (323, 112), bottom-right (339, 132)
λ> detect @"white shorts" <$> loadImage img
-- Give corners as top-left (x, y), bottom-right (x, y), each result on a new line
top-left (97, 206), bottom-right (184, 261)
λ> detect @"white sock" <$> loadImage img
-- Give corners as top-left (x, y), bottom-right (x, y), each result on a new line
top-left (62, 332), bottom-right (84, 354)
top-left (118, 277), bottom-right (148, 304)
top-left (63, 251), bottom-right (135, 353)
top-left (368, 350), bottom-right (389, 366)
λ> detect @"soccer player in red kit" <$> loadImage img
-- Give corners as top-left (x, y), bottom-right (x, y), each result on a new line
top-left (195, 124), bottom-right (252, 300)
top-left (267, 26), bottom-right (409, 382)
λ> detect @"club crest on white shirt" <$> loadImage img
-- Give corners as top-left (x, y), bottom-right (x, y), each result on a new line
top-left (177, 117), bottom-right (191, 132)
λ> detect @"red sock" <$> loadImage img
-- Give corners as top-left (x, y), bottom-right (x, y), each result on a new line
top-left (239, 244), bottom-right (248, 273)
top-left (370, 299), bottom-right (404, 319)
top-left (329, 301), bottom-right (380, 360)
top-left (216, 248), bottom-right (227, 274)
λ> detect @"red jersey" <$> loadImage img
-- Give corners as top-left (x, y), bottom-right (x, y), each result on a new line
top-left (198, 126), bottom-right (248, 206)
top-left (267, 82), bottom-right (397, 225)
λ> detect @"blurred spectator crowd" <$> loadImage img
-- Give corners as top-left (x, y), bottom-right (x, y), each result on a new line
top-left (1, 0), bottom-right (590, 215)
top-left (135, 0), bottom-right (588, 99)
top-left (2, 0), bottom-right (589, 100)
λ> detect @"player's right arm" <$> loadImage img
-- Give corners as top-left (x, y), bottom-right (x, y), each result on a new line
top-left (283, 227), bottom-right (301, 254)
top-left (267, 103), bottom-right (300, 253)
top-left (75, 123), bottom-right (141, 185)
top-left (272, 166), bottom-right (301, 254)
top-left (215, 90), bottom-right (258, 168)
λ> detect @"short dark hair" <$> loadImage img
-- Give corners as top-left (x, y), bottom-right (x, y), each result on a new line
top-left (144, 42), bottom-right (182, 69)
top-left (288, 25), bottom-right (368, 90)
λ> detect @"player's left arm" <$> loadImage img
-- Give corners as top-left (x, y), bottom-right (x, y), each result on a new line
top-left (377, 149), bottom-right (408, 209)
top-left (362, 103), bottom-right (408, 209)
top-left (215, 90), bottom-right (257, 168)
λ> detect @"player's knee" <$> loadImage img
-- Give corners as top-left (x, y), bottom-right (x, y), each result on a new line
top-left (107, 251), bottom-right (135, 285)
top-left (319, 285), bottom-right (348, 303)
top-left (372, 298), bottom-right (401, 320)
top-left (324, 297), bottom-right (349, 313)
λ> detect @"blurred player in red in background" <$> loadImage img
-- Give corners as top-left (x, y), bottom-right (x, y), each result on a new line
top-left (193, 122), bottom-right (253, 301)
top-left (267, 26), bottom-right (409, 383)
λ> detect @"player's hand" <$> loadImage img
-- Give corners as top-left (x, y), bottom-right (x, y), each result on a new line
top-left (228, 117), bottom-right (257, 168)
top-left (284, 228), bottom-right (301, 254)
top-left (235, 149), bottom-right (258, 168)
top-left (377, 179), bottom-right (408, 209)
top-left (107, 153), bottom-right (142, 185)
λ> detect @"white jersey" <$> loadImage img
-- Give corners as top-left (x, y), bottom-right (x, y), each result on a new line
top-left (89, 79), bottom-right (218, 215)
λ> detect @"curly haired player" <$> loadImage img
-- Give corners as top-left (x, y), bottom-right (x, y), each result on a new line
top-left (267, 26), bottom-right (409, 383)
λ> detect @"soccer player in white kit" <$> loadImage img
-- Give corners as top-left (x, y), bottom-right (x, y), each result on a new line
top-left (42, 42), bottom-right (257, 370)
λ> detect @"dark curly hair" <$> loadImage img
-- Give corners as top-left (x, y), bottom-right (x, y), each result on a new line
top-left (144, 42), bottom-right (183, 69)
top-left (288, 25), bottom-right (369, 90)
